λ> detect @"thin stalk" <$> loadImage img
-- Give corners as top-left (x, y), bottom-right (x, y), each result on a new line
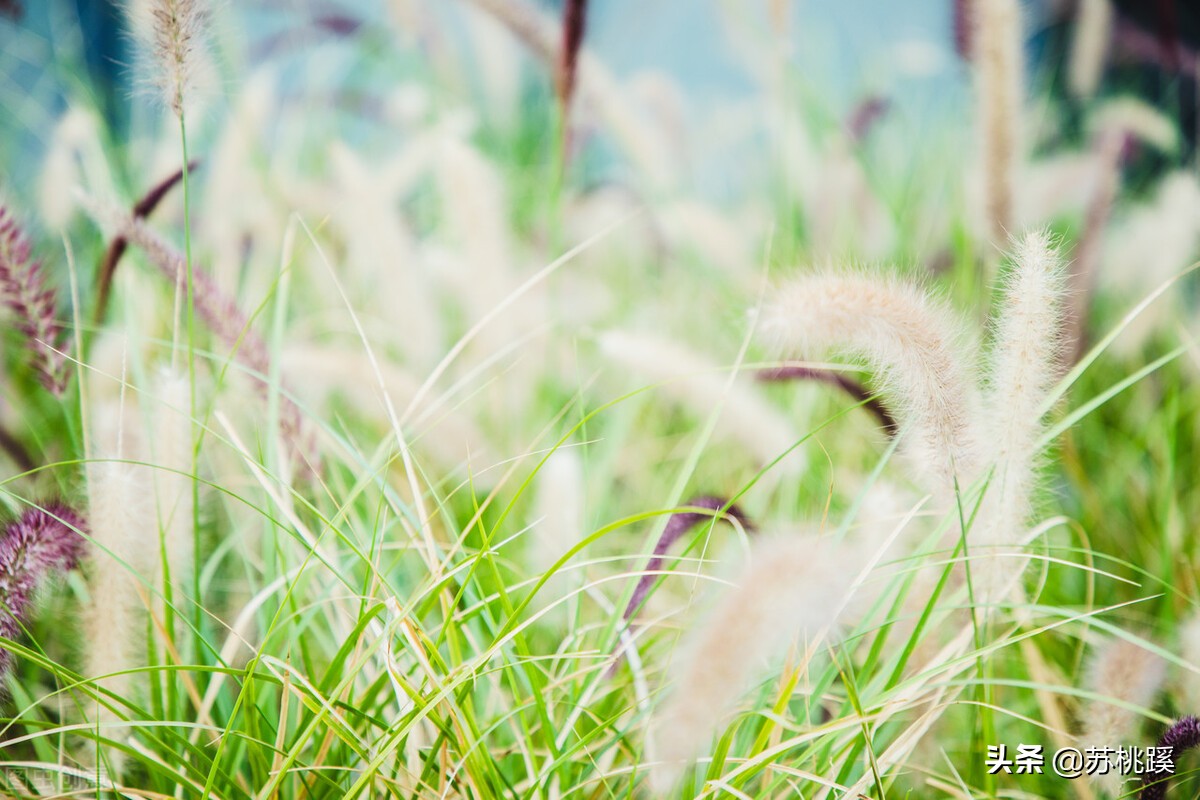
top-left (179, 115), bottom-right (203, 688)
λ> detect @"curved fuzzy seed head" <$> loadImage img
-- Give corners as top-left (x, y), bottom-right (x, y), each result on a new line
top-left (1142, 716), bottom-right (1200, 800)
top-left (1090, 96), bottom-right (1180, 154)
top-left (648, 533), bottom-right (864, 791)
top-left (975, 0), bottom-right (1023, 242)
top-left (599, 329), bottom-right (803, 471)
top-left (759, 273), bottom-right (982, 497)
top-left (1078, 637), bottom-right (1166, 796)
top-left (0, 504), bottom-right (87, 680)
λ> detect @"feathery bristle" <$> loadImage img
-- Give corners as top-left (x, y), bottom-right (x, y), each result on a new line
top-left (0, 504), bottom-right (86, 682)
top-left (974, 231), bottom-right (1066, 601)
top-left (146, 0), bottom-right (210, 117)
top-left (759, 274), bottom-right (982, 497)
top-left (0, 206), bottom-right (70, 396)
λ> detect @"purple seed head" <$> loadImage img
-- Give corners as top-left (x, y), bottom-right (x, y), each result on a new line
top-left (0, 503), bottom-right (87, 680)
top-left (1142, 715), bottom-right (1200, 800)
top-left (622, 496), bottom-right (753, 623)
top-left (0, 207), bottom-right (69, 396)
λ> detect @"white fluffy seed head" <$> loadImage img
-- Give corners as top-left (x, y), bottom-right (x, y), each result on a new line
top-left (972, 231), bottom-right (1066, 601)
top-left (84, 425), bottom-right (156, 779)
top-left (1090, 96), bottom-right (1180, 154)
top-left (126, 0), bottom-right (214, 118)
top-left (758, 273), bottom-right (982, 498)
top-left (984, 231), bottom-right (1066, 490)
top-left (151, 369), bottom-right (194, 602)
top-left (1078, 637), bottom-right (1166, 795)
top-left (649, 533), bottom-right (868, 791)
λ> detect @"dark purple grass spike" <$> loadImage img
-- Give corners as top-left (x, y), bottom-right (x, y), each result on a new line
top-left (1142, 715), bottom-right (1200, 800)
top-left (95, 159), bottom-right (202, 325)
top-left (846, 96), bottom-right (890, 145)
top-left (558, 0), bottom-right (588, 112)
top-left (621, 496), bottom-right (753, 624)
top-left (758, 366), bottom-right (898, 436)
top-left (0, 503), bottom-right (87, 681)
top-left (953, 0), bottom-right (973, 60)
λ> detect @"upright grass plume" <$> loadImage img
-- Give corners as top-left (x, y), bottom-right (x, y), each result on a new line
top-left (1078, 637), bottom-right (1166, 796)
top-left (144, 0), bottom-right (210, 118)
top-left (0, 207), bottom-right (70, 396)
top-left (974, 0), bottom-right (1023, 243)
top-left (0, 504), bottom-right (86, 683)
top-left (975, 230), bottom-right (1066, 602)
top-left (84, 401), bottom-right (155, 778)
top-left (151, 370), bottom-right (194, 622)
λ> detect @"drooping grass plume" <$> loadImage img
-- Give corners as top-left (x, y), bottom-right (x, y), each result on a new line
top-left (1077, 636), bottom-right (1166, 796)
top-left (557, 0), bottom-right (588, 115)
top-left (599, 329), bottom-right (803, 472)
top-left (648, 533), bottom-right (866, 791)
top-left (0, 503), bottom-right (86, 684)
top-left (79, 196), bottom-right (317, 470)
top-left (1142, 716), bottom-right (1200, 800)
top-left (0, 206), bottom-right (70, 396)
top-left (974, 0), bottom-right (1023, 244)
top-left (757, 365), bottom-right (898, 435)
top-left (759, 274), bottom-right (983, 497)
top-left (974, 230), bottom-right (1065, 602)
top-left (621, 496), bottom-right (750, 625)
top-left (94, 159), bottom-right (200, 325)
top-left (1069, 0), bottom-right (1113, 100)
